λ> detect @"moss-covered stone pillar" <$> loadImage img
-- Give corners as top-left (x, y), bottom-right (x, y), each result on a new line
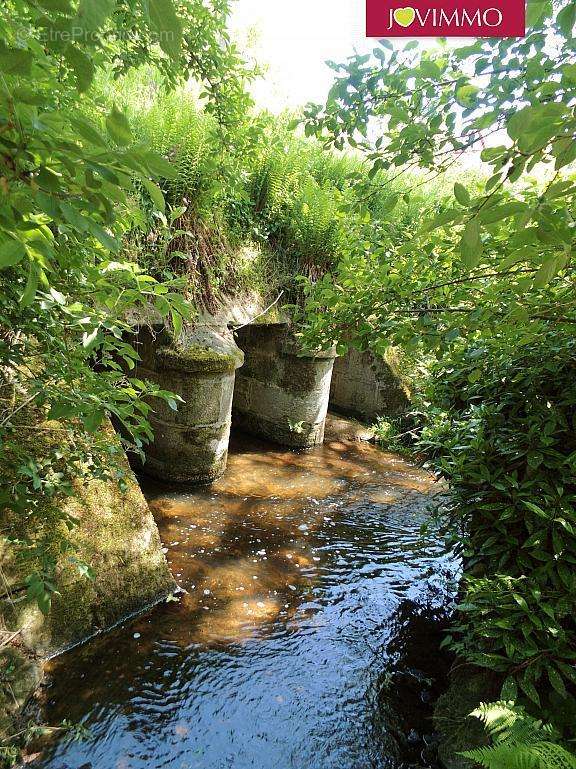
top-left (131, 325), bottom-right (244, 483)
top-left (329, 348), bottom-right (410, 421)
top-left (232, 322), bottom-right (336, 448)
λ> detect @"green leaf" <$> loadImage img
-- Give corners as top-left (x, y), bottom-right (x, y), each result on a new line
top-left (533, 257), bottom-right (563, 288)
top-left (512, 593), bottom-right (529, 611)
top-left (522, 500), bottom-right (548, 518)
top-left (83, 409), bottom-right (105, 433)
top-left (454, 183), bottom-right (471, 207)
top-left (381, 194), bottom-right (399, 213)
top-left (148, 0), bottom-right (183, 60)
top-left (135, 150), bottom-right (177, 179)
top-left (70, 117), bottom-right (108, 148)
top-left (20, 263), bottom-right (40, 307)
top-left (519, 674), bottom-right (540, 706)
top-left (507, 108), bottom-right (531, 142)
top-left (0, 46), bottom-right (33, 76)
top-left (171, 309), bottom-right (182, 338)
top-left (460, 243), bottom-right (482, 269)
top-left (37, 167), bottom-right (61, 192)
top-left (421, 208), bottom-right (461, 234)
top-left (557, 2), bottom-right (576, 36)
top-left (556, 662), bottom-right (576, 685)
top-left (479, 203), bottom-right (528, 224)
top-left (500, 677), bottom-right (518, 700)
top-left (455, 84), bottom-right (479, 109)
top-left (48, 401), bottom-right (78, 420)
top-left (527, 0), bottom-right (551, 27)
top-left (75, 0), bottom-right (115, 32)
top-left (37, 590), bottom-right (52, 616)
top-left (468, 369), bottom-right (482, 384)
top-left (548, 666), bottom-right (568, 698)
top-left (554, 138), bottom-right (576, 171)
top-left (141, 177), bottom-right (165, 213)
top-left (85, 219), bottom-right (119, 251)
top-left (106, 105), bottom-right (132, 146)
top-left (420, 59), bottom-right (441, 79)
top-left (64, 44), bottom-right (95, 92)
top-left (60, 202), bottom-right (90, 232)
top-left (0, 239), bottom-right (26, 269)
top-left (462, 218), bottom-right (480, 248)
top-left (10, 86), bottom-right (46, 105)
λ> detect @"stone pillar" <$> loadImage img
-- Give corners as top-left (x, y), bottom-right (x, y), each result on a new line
top-left (232, 322), bottom-right (336, 448)
top-left (329, 348), bottom-right (410, 422)
top-left (131, 324), bottom-right (244, 483)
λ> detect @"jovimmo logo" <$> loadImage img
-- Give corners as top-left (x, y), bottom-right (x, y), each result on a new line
top-left (366, 0), bottom-right (526, 37)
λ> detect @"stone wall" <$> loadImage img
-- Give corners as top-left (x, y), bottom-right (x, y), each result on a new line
top-left (0, 645), bottom-right (42, 748)
top-left (0, 420), bottom-right (175, 754)
top-left (434, 667), bottom-right (499, 769)
top-left (329, 348), bottom-right (411, 423)
top-left (232, 322), bottom-right (336, 448)
top-left (130, 324), bottom-right (244, 483)
top-left (0, 422), bottom-right (174, 659)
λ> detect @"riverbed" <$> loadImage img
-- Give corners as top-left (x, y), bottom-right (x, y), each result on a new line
top-left (33, 430), bottom-right (459, 769)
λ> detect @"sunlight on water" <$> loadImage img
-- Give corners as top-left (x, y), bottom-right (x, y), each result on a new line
top-left (34, 432), bottom-right (458, 769)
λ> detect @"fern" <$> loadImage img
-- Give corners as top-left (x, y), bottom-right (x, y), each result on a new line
top-left (461, 702), bottom-right (576, 769)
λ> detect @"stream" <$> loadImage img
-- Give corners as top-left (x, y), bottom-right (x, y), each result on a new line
top-left (33, 430), bottom-right (459, 769)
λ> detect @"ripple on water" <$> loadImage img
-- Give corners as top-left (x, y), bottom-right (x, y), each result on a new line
top-left (33, 432), bottom-right (458, 769)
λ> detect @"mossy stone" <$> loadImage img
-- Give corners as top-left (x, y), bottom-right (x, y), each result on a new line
top-left (156, 344), bottom-right (243, 374)
top-left (434, 666), bottom-right (500, 769)
top-left (233, 322), bottom-right (335, 449)
top-left (1, 420), bottom-right (175, 658)
top-left (279, 358), bottom-right (330, 395)
top-left (126, 323), bottom-right (243, 484)
top-left (0, 647), bottom-right (42, 743)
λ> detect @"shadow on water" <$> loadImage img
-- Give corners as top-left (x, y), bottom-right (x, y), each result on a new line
top-left (373, 603), bottom-right (455, 768)
top-left (31, 432), bottom-right (459, 769)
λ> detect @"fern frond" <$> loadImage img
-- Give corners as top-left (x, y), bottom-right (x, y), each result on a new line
top-left (462, 702), bottom-right (576, 769)
top-left (462, 742), bottom-right (539, 769)
top-left (471, 702), bottom-right (521, 739)
top-left (531, 743), bottom-right (576, 769)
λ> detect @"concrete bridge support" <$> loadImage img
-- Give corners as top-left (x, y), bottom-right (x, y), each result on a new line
top-left (130, 324), bottom-right (244, 483)
top-left (329, 348), bottom-right (410, 422)
top-left (232, 322), bottom-right (336, 449)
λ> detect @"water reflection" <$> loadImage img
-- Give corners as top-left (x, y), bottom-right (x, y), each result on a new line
top-left (33, 432), bottom-right (458, 769)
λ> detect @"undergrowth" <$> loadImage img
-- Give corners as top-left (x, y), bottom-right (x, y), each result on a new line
top-left (462, 702), bottom-right (576, 769)
top-left (124, 85), bottom-right (452, 311)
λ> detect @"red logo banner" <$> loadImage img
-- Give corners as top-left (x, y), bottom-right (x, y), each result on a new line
top-left (366, 0), bottom-right (526, 37)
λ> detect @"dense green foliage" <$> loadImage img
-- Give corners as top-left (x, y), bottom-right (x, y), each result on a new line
top-left (3, 0), bottom-right (575, 763)
top-left (422, 333), bottom-right (576, 720)
top-left (296, 0), bottom-right (576, 749)
top-left (0, 0), bottom-right (253, 613)
top-left (462, 701), bottom-right (576, 769)
top-left (301, 0), bottom-right (576, 345)
top-left (131, 91), bottom-right (446, 306)
top-left (133, 96), bottom-right (351, 297)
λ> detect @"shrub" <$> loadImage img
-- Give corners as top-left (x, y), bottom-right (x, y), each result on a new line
top-left (420, 331), bottom-right (576, 729)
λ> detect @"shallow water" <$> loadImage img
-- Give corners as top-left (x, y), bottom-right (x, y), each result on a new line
top-left (34, 433), bottom-right (458, 769)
